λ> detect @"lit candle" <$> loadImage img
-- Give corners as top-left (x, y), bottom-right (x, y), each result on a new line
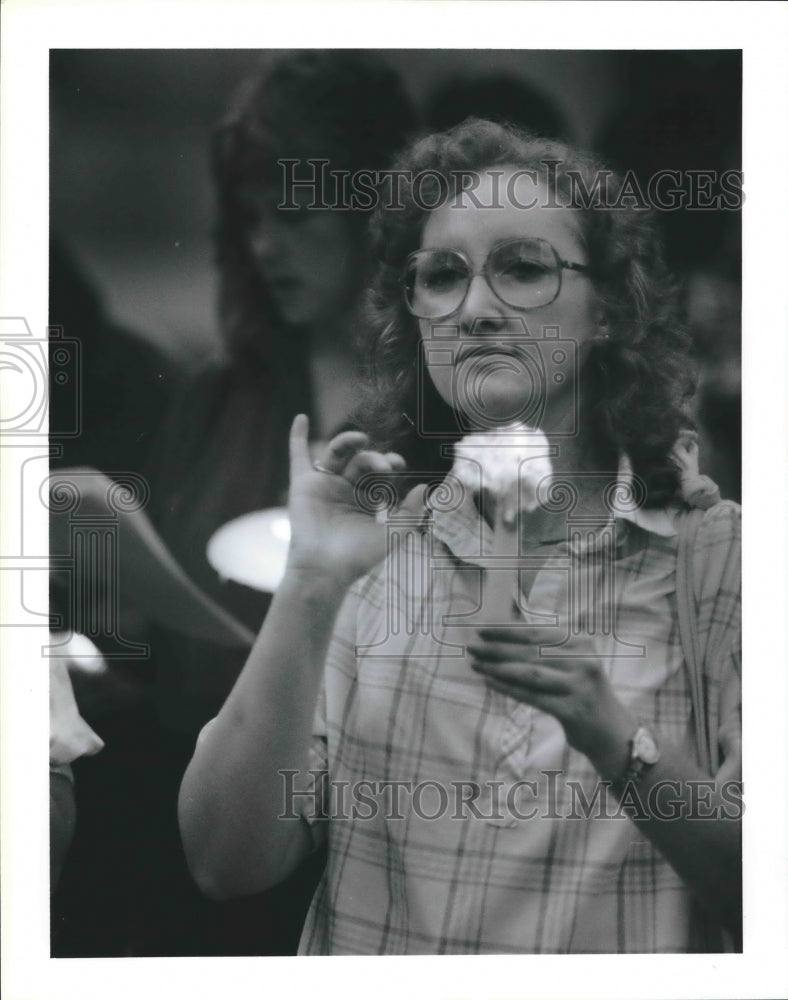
top-left (452, 423), bottom-right (553, 621)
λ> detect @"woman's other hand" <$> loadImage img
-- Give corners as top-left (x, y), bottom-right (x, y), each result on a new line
top-left (467, 625), bottom-right (637, 775)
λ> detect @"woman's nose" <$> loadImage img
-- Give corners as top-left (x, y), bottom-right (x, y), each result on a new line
top-left (457, 272), bottom-right (508, 336)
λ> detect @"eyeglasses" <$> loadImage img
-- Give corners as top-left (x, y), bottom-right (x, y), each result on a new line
top-left (403, 237), bottom-right (590, 320)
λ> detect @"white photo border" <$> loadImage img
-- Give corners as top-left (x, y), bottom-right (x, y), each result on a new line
top-left (1, 2), bottom-right (787, 999)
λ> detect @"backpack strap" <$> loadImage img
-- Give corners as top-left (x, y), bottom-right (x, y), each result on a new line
top-left (671, 429), bottom-right (723, 773)
top-left (675, 502), bottom-right (738, 953)
top-left (675, 505), bottom-right (712, 773)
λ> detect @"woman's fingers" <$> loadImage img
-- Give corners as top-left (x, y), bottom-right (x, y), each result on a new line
top-left (467, 639), bottom-right (533, 663)
top-left (317, 431), bottom-right (372, 474)
top-left (468, 653), bottom-right (572, 694)
top-left (483, 677), bottom-right (566, 720)
top-left (290, 417), bottom-right (370, 482)
top-left (477, 625), bottom-right (568, 650)
top-left (342, 449), bottom-right (403, 484)
top-left (382, 452), bottom-right (407, 472)
top-left (294, 422), bottom-right (407, 487)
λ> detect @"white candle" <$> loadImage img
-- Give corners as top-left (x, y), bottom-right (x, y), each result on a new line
top-left (452, 423), bottom-right (553, 622)
top-left (452, 422), bottom-right (553, 507)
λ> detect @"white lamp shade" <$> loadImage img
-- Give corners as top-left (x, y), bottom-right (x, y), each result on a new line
top-left (206, 507), bottom-right (291, 593)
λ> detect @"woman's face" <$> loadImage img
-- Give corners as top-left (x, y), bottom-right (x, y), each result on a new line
top-left (240, 183), bottom-right (362, 332)
top-left (416, 166), bottom-right (602, 432)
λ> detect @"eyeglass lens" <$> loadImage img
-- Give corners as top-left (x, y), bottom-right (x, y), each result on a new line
top-left (405, 238), bottom-right (562, 318)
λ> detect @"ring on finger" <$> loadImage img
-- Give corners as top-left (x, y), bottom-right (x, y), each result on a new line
top-left (313, 461), bottom-right (337, 475)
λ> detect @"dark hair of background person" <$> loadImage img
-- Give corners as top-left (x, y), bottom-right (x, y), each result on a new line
top-left (211, 49), bottom-right (419, 366)
top-left (147, 50), bottom-right (420, 630)
top-left (354, 118), bottom-right (696, 508)
top-left (424, 71), bottom-right (569, 139)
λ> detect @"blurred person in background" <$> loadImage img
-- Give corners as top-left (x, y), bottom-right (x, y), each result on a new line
top-left (52, 49), bottom-right (418, 957)
top-left (148, 47), bottom-right (419, 740)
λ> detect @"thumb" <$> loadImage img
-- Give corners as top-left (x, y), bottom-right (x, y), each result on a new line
top-left (289, 414), bottom-right (313, 478)
top-left (397, 483), bottom-right (430, 521)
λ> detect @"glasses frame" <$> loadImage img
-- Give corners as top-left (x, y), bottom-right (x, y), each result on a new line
top-left (402, 237), bottom-right (590, 320)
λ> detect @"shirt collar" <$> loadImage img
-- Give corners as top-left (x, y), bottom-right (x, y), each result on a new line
top-left (615, 455), bottom-right (678, 538)
top-left (429, 455), bottom-right (677, 565)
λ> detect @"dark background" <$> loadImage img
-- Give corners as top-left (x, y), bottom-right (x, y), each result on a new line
top-left (50, 49), bottom-right (742, 368)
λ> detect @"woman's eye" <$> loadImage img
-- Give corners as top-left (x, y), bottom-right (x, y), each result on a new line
top-left (421, 266), bottom-right (464, 290)
top-left (501, 260), bottom-right (547, 283)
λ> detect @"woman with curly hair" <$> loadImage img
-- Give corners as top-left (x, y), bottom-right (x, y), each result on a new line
top-left (358, 121), bottom-right (695, 499)
top-left (180, 120), bottom-right (741, 955)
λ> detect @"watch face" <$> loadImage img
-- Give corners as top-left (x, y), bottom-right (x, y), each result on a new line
top-left (633, 727), bottom-right (660, 765)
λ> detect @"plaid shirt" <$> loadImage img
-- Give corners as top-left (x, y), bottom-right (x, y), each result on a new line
top-left (295, 492), bottom-right (741, 954)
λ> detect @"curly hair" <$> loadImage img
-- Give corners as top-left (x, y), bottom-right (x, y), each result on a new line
top-left (356, 119), bottom-right (697, 507)
top-left (211, 50), bottom-right (418, 367)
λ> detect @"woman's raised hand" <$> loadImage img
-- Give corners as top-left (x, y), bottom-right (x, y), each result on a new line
top-left (285, 414), bottom-right (421, 587)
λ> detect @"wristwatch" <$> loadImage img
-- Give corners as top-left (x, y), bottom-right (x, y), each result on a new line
top-left (614, 724), bottom-right (661, 792)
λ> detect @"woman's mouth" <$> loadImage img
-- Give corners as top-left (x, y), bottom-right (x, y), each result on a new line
top-left (457, 342), bottom-right (531, 365)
